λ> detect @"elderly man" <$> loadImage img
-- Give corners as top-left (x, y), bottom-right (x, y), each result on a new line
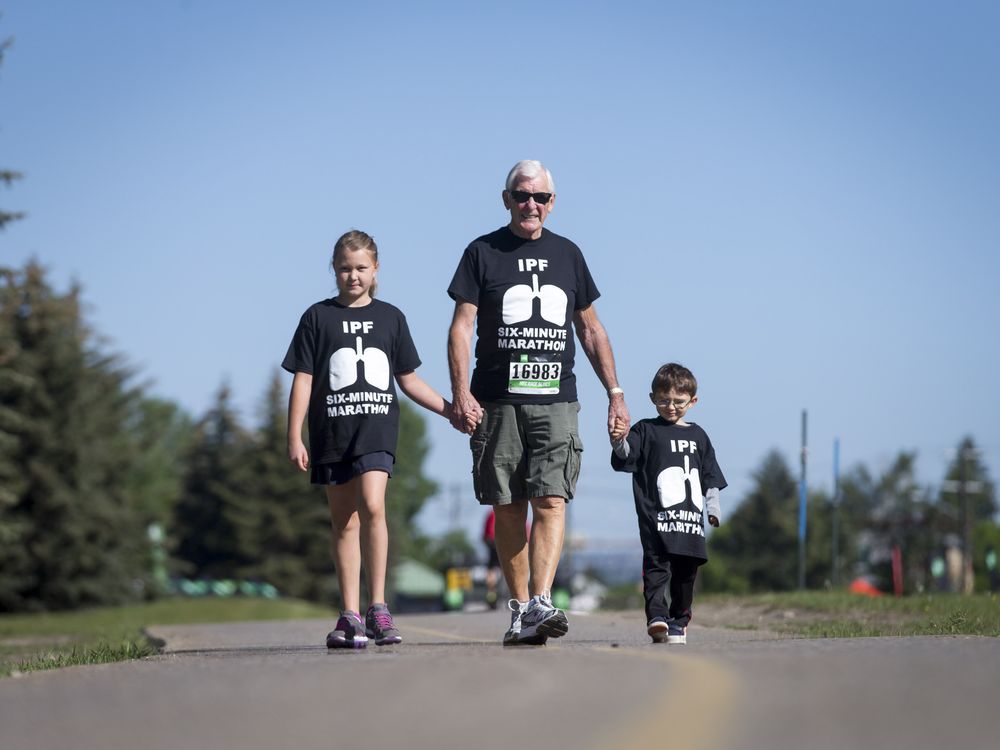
top-left (448, 160), bottom-right (630, 645)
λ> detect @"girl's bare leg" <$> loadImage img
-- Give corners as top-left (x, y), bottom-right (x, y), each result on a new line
top-left (326, 482), bottom-right (362, 612)
top-left (357, 470), bottom-right (390, 605)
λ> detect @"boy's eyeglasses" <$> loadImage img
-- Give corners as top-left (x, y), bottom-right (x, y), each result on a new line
top-left (508, 190), bottom-right (553, 205)
top-left (654, 399), bottom-right (690, 409)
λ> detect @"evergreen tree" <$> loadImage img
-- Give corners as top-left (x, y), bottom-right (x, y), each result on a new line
top-left (1, 35), bottom-right (25, 230)
top-left (938, 436), bottom-right (997, 532)
top-left (124, 397), bottom-right (193, 529)
top-left (244, 370), bottom-right (332, 599)
top-left (411, 528), bottom-right (477, 571)
top-left (0, 262), bottom-right (149, 611)
top-left (802, 487), bottom-right (836, 588)
top-left (172, 383), bottom-right (255, 579)
top-left (385, 399), bottom-right (439, 570)
top-left (708, 449), bottom-right (799, 591)
top-left (843, 453), bottom-right (933, 592)
top-left (938, 436), bottom-right (997, 592)
top-left (836, 464), bottom-right (882, 578)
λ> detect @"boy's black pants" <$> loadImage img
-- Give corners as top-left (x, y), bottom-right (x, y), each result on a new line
top-left (642, 548), bottom-right (700, 626)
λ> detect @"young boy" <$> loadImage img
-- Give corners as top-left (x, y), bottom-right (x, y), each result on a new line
top-left (610, 363), bottom-right (727, 644)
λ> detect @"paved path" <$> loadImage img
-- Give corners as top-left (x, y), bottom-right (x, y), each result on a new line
top-left (1, 609), bottom-right (997, 750)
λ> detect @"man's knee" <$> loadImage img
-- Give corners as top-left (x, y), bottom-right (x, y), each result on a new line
top-left (530, 495), bottom-right (566, 515)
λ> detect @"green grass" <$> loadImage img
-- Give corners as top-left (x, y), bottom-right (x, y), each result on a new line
top-left (0, 597), bottom-right (335, 678)
top-left (700, 591), bottom-right (1000, 638)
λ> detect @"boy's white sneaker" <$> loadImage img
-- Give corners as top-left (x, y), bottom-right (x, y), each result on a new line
top-left (647, 617), bottom-right (669, 643)
top-left (667, 621), bottom-right (687, 645)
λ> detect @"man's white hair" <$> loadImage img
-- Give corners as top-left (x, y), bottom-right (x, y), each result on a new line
top-left (505, 160), bottom-right (556, 194)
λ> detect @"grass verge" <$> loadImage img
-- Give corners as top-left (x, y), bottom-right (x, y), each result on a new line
top-left (0, 597), bottom-right (335, 678)
top-left (698, 591), bottom-right (1000, 637)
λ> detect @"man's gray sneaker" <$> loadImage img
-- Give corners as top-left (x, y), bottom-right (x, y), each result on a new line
top-left (503, 599), bottom-right (529, 645)
top-left (517, 594), bottom-right (568, 644)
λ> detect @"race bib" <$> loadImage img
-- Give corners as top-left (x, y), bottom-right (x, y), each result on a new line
top-left (508, 354), bottom-right (562, 395)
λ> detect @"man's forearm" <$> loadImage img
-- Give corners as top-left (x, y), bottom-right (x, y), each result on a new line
top-left (579, 318), bottom-right (620, 392)
top-left (448, 324), bottom-right (472, 395)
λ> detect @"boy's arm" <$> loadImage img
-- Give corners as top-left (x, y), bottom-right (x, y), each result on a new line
top-left (287, 372), bottom-right (312, 471)
top-left (612, 435), bottom-right (630, 459)
top-left (706, 487), bottom-right (722, 526)
top-left (610, 426), bottom-right (640, 472)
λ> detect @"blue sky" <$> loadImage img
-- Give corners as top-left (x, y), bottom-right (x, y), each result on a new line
top-left (3, 1), bottom-right (998, 545)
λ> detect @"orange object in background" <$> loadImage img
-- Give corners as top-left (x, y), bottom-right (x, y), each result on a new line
top-left (848, 577), bottom-right (884, 597)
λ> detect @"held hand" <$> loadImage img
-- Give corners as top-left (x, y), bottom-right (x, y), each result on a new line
top-left (610, 416), bottom-right (629, 442)
top-left (288, 440), bottom-right (309, 472)
top-left (451, 390), bottom-right (483, 435)
top-left (708, 515), bottom-right (719, 528)
top-left (607, 394), bottom-right (630, 438)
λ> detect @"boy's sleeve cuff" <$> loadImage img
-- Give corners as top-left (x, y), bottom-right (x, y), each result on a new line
top-left (705, 487), bottom-right (722, 521)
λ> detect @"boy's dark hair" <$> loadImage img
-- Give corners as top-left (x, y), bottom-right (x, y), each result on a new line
top-left (651, 363), bottom-right (698, 397)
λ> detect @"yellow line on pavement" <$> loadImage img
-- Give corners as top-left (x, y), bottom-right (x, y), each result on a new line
top-left (587, 646), bottom-right (742, 750)
top-left (403, 624), bottom-right (481, 642)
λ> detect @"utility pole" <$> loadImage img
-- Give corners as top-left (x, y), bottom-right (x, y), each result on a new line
top-left (960, 452), bottom-right (970, 594)
top-left (942, 446), bottom-right (983, 594)
top-left (959, 447), bottom-right (982, 594)
top-left (832, 437), bottom-right (840, 587)
top-left (798, 409), bottom-right (808, 590)
top-left (449, 481), bottom-right (463, 533)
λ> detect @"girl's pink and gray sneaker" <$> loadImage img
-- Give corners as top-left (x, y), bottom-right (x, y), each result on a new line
top-left (326, 611), bottom-right (369, 649)
top-left (365, 603), bottom-right (402, 645)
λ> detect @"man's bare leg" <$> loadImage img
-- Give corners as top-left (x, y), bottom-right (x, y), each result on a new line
top-left (494, 501), bottom-right (530, 603)
top-left (528, 496), bottom-right (566, 597)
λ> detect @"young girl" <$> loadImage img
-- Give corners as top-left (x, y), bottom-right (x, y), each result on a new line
top-left (283, 229), bottom-right (456, 648)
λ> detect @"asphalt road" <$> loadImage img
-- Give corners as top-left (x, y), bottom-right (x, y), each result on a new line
top-left (1, 608), bottom-right (997, 750)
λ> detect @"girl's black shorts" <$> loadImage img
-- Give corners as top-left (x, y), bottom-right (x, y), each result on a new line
top-left (310, 451), bottom-right (394, 486)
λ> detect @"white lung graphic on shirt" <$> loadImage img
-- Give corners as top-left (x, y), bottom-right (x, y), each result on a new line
top-left (502, 274), bottom-right (567, 326)
top-left (329, 336), bottom-right (390, 391)
top-left (656, 455), bottom-right (703, 511)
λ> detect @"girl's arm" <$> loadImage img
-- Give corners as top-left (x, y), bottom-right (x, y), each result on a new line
top-left (395, 370), bottom-right (453, 420)
top-left (287, 371), bottom-right (312, 471)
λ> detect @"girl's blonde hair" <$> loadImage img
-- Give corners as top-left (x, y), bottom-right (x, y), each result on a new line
top-left (331, 229), bottom-right (379, 297)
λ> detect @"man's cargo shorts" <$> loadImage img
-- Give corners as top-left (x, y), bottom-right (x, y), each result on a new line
top-left (469, 401), bottom-right (584, 505)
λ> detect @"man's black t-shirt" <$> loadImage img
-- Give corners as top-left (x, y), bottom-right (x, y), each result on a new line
top-left (282, 298), bottom-right (420, 464)
top-left (447, 227), bottom-right (600, 404)
top-left (612, 419), bottom-right (728, 561)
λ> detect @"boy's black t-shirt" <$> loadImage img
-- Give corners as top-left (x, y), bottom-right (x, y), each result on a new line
top-left (447, 226), bottom-right (600, 404)
top-left (612, 419), bottom-right (728, 561)
top-left (282, 298), bottom-right (421, 464)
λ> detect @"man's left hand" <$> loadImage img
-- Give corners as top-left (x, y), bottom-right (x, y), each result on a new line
top-left (607, 393), bottom-right (630, 438)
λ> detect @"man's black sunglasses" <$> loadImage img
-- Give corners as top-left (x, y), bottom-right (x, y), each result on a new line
top-left (508, 190), bottom-right (553, 205)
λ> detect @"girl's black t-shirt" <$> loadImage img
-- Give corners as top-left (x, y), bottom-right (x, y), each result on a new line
top-left (282, 298), bottom-right (420, 463)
